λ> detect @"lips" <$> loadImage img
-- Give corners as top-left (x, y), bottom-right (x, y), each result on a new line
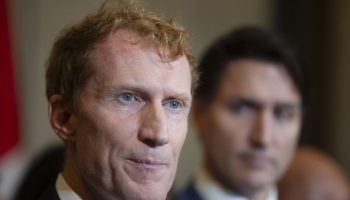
top-left (245, 155), bottom-right (270, 168)
top-left (128, 158), bottom-right (167, 169)
top-left (239, 152), bottom-right (275, 170)
top-left (124, 157), bottom-right (168, 183)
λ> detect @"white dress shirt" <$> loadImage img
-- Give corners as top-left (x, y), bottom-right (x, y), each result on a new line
top-left (55, 173), bottom-right (82, 200)
top-left (194, 167), bottom-right (278, 200)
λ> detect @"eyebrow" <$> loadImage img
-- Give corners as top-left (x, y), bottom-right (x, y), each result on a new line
top-left (274, 103), bottom-right (302, 110)
top-left (227, 97), bottom-right (301, 110)
top-left (227, 97), bottom-right (262, 108)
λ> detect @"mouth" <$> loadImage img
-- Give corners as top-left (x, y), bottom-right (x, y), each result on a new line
top-left (246, 156), bottom-right (269, 168)
top-left (240, 153), bottom-right (274, 169)
top-left (123, 157), bottom-right (170, 184)
top-left (127, 158), bottom-right (167, 169)
top-left (124, 157), bottom-right (168, 183)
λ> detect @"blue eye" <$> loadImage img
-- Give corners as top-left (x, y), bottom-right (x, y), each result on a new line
top-left (168, 100), bottom-right (181, 109)
top-left (120, 92), bottom-right (134, 102)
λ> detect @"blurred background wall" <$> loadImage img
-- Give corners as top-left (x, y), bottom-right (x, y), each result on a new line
top-left (275, 0), bottom-right (350, 179)
top-left (1, 0), bottom-right (349, 199)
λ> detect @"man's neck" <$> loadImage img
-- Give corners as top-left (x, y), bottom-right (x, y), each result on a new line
top-left (194, 166), bottom-right (277, 200)
top-left (62, 154), bottom-right (95, 200)
top-left (243, 187), bottom-right (272, 200)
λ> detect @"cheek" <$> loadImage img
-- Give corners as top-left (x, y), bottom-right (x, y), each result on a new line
top-left (278, 124), bottom-right (300, 152)
top-left (81, 116), bottom-right (136, 145)
top-left (202, 119), bottom-right (244, 166)
top-left (168, 118), bottom-right (188, 157)
top-left (75, 112), bottom-right (139, 165)
top-left (273, 127), bottom-right (299, 172)
top-left (207, 113), bottom-right (247, 151)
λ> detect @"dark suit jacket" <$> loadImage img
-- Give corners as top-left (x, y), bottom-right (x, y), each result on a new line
top-left (37, 180), bottom-right (60, 200)
top-left (174, 182), bottom-right (203, 200)
top-left (13, 145), bottom-right (64, 200)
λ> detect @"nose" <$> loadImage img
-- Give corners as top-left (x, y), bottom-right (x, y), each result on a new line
top-left (250, 110), bottom-right (273, 149)
top-left (138, 102), bottom-right (169, 147)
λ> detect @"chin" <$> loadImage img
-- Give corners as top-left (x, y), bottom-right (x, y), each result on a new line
top-left (122, 189), bottom-right (167, 200)
top-left (229, 173), bottom-right (272, 195)
top-left (117, 179), bottom-right (170, 200)
top-left (243, 176), bottom-right (272, 190)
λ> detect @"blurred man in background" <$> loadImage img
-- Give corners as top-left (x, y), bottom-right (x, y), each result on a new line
top-left (175, 27), bottom-right (305, 200)
top-left (278, 145), bottom-right (350, 200)
top-left (42, 0), bottom-right (196, 199)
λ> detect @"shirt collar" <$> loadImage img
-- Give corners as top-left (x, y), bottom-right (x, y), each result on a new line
top-left (193, 166), bottom-right (278, 200)
top-left (55, 173), bottom-right (82, 200)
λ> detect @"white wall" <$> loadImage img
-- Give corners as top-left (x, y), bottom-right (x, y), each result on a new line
top-left (9, 0), bottom-right (272, 196)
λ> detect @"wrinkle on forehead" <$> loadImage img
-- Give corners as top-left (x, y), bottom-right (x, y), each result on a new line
top-left (90, 29), bottom-right (181, 73)
top-left (94, 29), bottom-right (179, 64)
top-left (82, 29), bottom-right (192, 102)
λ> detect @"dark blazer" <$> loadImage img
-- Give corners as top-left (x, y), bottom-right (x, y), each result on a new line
top-left (13, 145), bottom-right (64, 200)
top-left (174, 182), bottom-right (203, 200)
top-left (37, 180), bottom-right (60, 200)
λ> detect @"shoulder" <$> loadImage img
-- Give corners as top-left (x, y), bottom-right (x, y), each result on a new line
top-left (37, 181), bottom-right (60, 200)
top-left (174, 183), bottom-right (203, 200)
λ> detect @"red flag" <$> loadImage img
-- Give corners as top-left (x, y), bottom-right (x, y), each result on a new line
top-left (0, 0), bottom-right (20, 157)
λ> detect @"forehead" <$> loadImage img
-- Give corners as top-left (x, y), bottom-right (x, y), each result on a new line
top-left (216, 59), bottom-right (300, 104)
top-left (86, 30), bottom-right (192, 96)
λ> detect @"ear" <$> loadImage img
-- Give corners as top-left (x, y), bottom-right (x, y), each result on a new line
top-left (48, 95), bottom-right (77, 142)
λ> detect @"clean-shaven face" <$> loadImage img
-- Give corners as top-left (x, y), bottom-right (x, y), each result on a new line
top-left (197, 59), bottom-right (302, 197)
top-left (73, 30), bottom-right (192, 200)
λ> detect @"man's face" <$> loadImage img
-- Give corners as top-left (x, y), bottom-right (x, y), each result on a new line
top-left (72, 30), bottom-right (192, 200)
top-left (196, 59), bottom-right (302, 195)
